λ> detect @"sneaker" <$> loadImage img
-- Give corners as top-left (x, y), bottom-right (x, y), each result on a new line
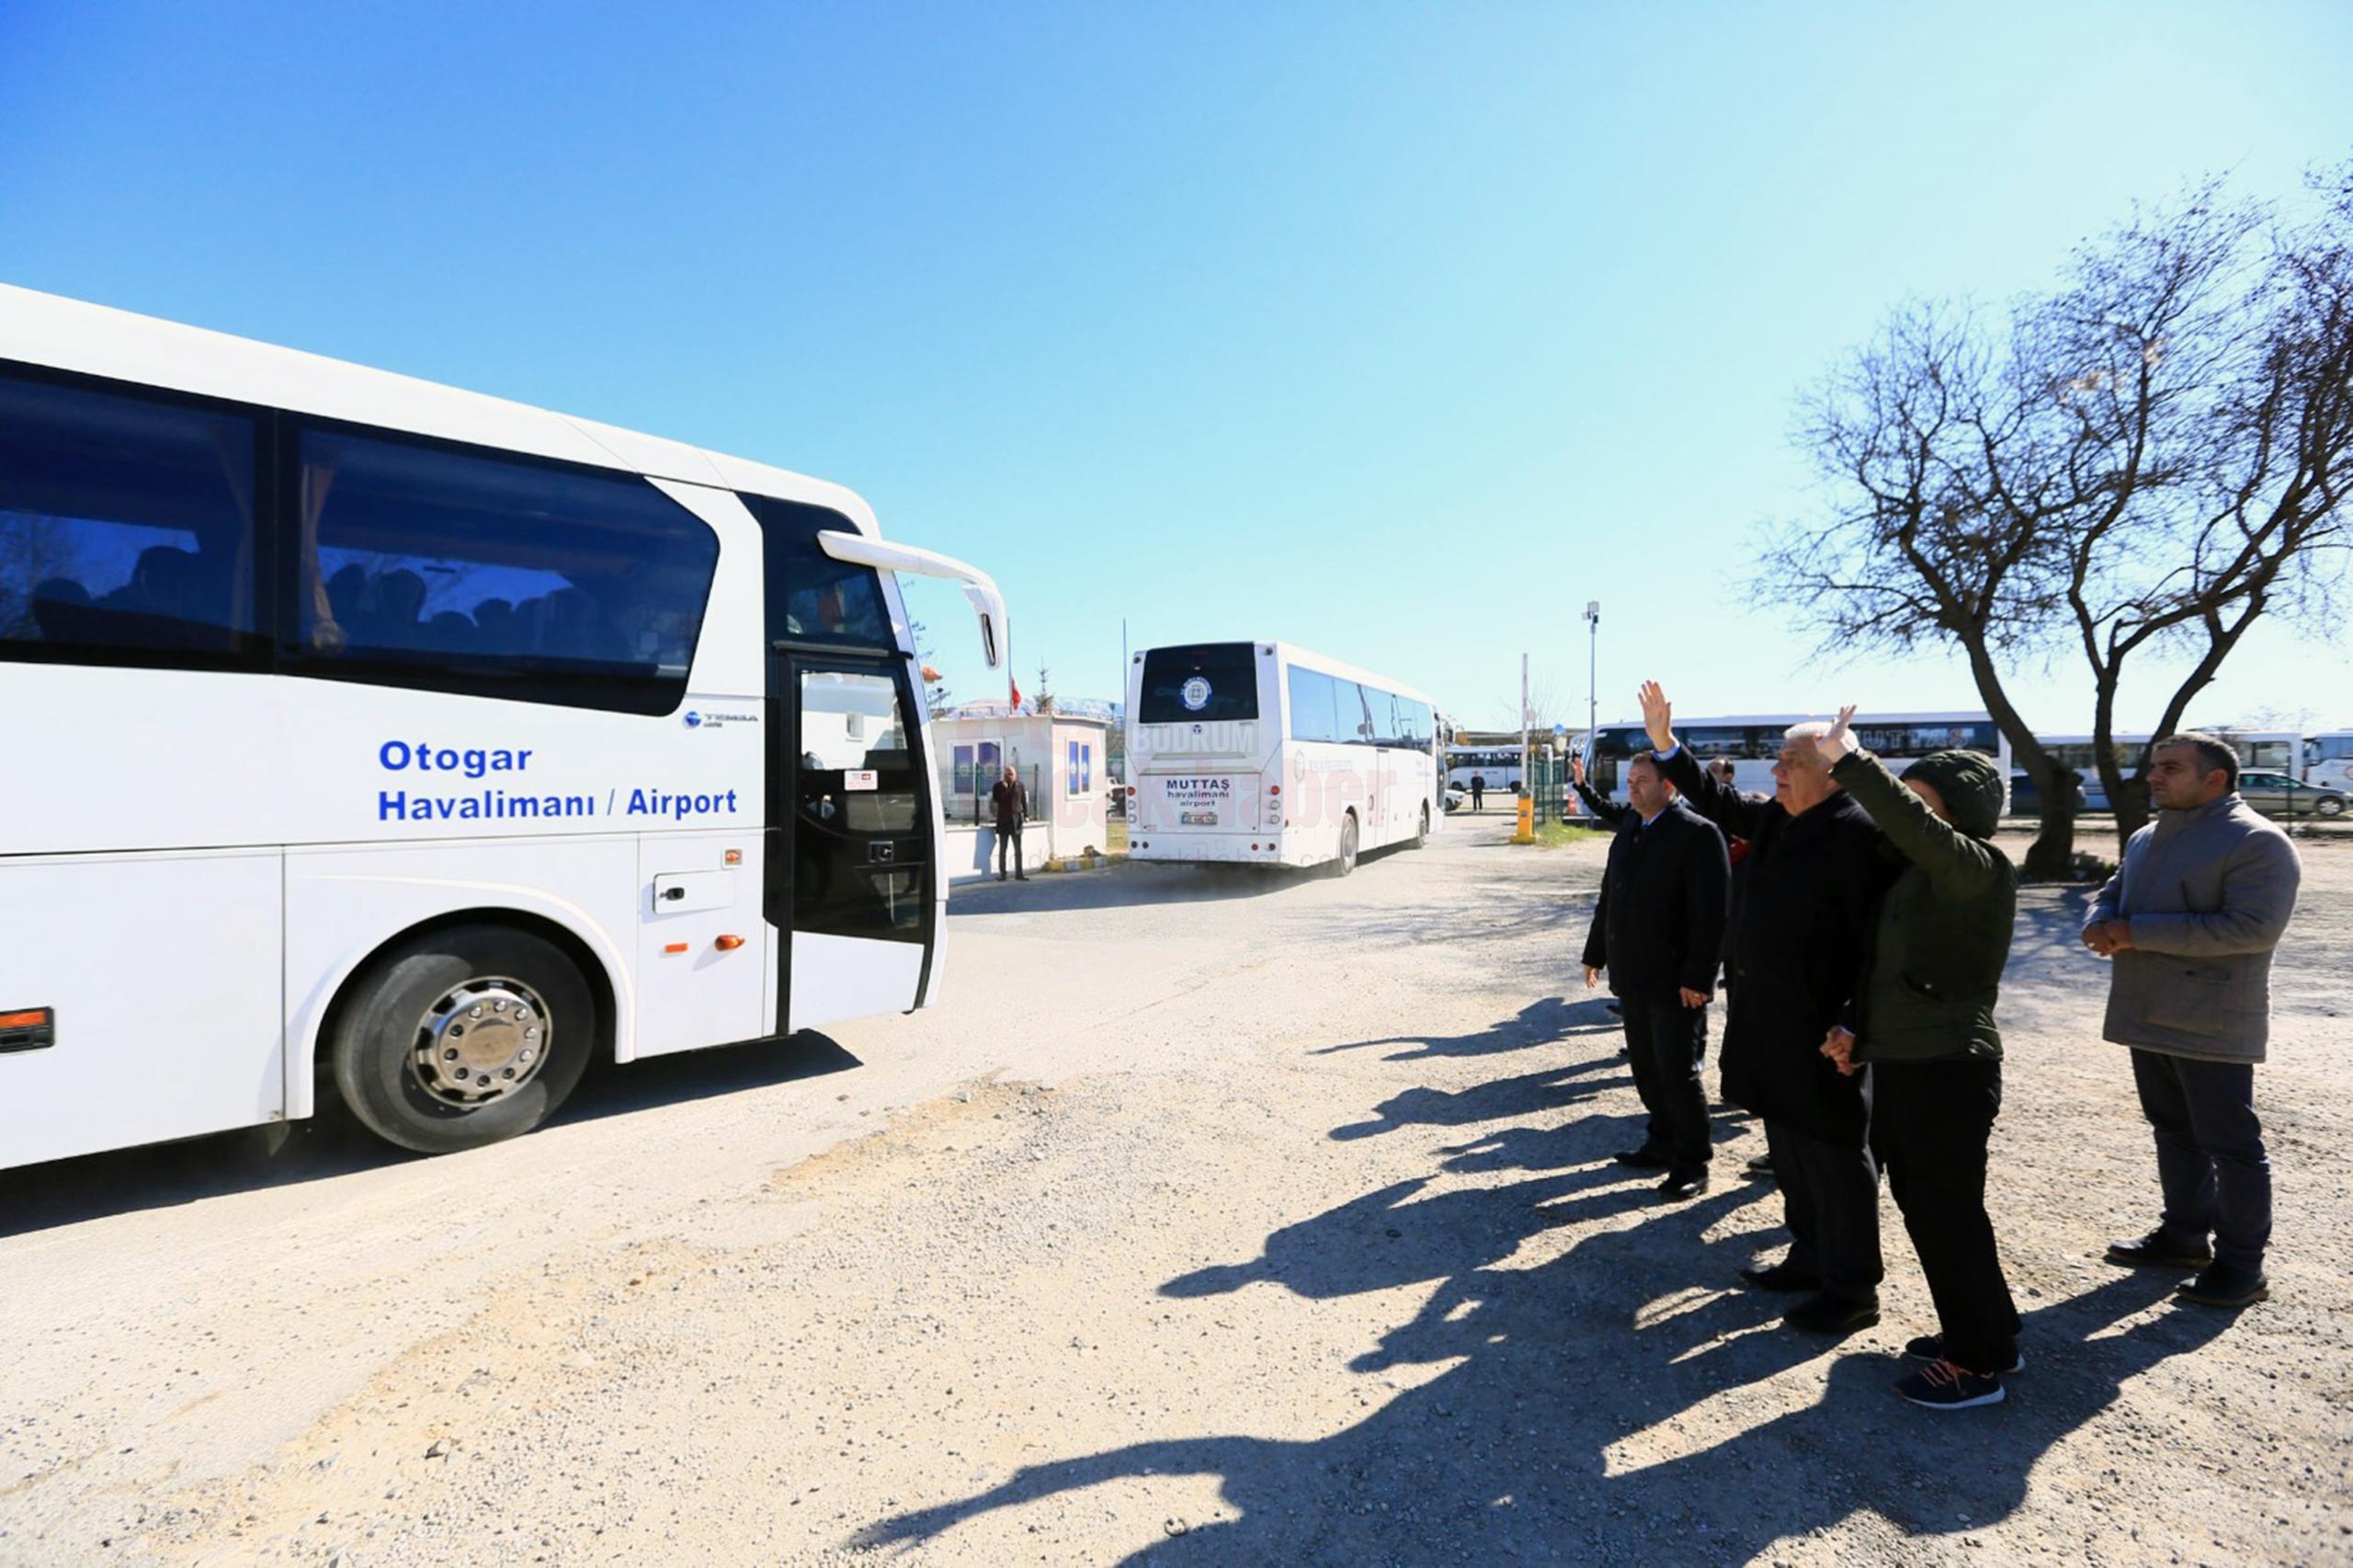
top-left (1656, 1167), bottom-right (1710, 1201)
top-left (1744, 1153), bottom-right (1777, 1181)
top-left (1612, 1146), bottom-right (1673, 1170)
top-left (1738, 1260), bottom-right (1824, 1293)
top-left (1893, 1358), bottom-right (2006, 1410)
top-left (2176, 1265), bottom-right (2269, 1309)
top-left (1783, 1292), bottom-right (1881, 1335)
top-left (1903, 1334), bottom-right (2024, 1374)
top-left (2105, 1230), bottom-right (2212, 1269)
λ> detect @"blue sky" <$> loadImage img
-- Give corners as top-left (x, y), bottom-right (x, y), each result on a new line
top-left (6, 1), bottom-right (2349, 733)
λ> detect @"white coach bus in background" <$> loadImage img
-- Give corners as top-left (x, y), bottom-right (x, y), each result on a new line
top-left (1586, 710), bottom-right (2012, 803)
top-left (1123, 641), bottom-right (1442, 875)
top-left (2307, 730), bottom-right (2353, 790)
top-left (0, 285), bottom-right (1006, 1168)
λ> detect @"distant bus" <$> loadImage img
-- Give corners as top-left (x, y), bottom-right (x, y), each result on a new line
top-left (1124, 642), bottom-right (1441, 874)
top-left (0, 284), bottom-right (1007, 1168)
top-left (1586, 711), bottom-right (2011, 805)
top-left (1444, 745), bottom-right (1524, 796)
top-left (2038, 729), bottom-right (2302, 781)
top-left (2305, 731), bottom-right (2353, 789)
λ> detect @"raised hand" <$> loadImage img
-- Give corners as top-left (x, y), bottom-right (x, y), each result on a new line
top-left (1813, 703), bottom-right (1861, 766)
top-left (1570, 749), bottom-right (1588, 787)
top-left (1637, 680), bottom-right (1676, 754)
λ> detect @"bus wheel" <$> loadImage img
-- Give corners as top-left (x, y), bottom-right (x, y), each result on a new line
top-left (331, 924), bottom-right (596, 1155)
top-left (1414, 802), bottom-right (1430, 847)
top-left (1331, 813), bottom-right (1359, 878)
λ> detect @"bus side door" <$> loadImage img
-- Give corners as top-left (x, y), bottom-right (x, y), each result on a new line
top-left (770, 655), bottom-right (935, 1030)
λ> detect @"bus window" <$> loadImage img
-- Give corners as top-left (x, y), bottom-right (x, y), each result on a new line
top-left (741, 495), bottom-right (893, 648)
top-left (1287, 665), bottom-right (1342, 743)
top-left (0, 370), bottom-right (265, 668)
top-left (1139, 643), bottom-right (1259, 723)
top-left (285, 428), bottom-right (720, 715)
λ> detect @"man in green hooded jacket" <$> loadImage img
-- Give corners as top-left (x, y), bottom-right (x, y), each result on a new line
top-left (1813, 707), bottom-right (2020, 1410)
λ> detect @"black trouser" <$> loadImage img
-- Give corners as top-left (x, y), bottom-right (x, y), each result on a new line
top-left (1765, 1115), bottom-right (1881, 1303)
top-left (2131, 1048), bottom-right (2270, 1273)
top-left (996, 827), bottom-right (1024, 877)
top-left (1619, 992), bottom-right (1711, 1171)
top-left (1873, 1058), bottom-right (2019, 1373)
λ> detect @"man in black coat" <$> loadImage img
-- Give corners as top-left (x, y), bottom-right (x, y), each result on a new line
top-left (1581, 750), bottom-right (1730, 1199)
top-left (1639, 680), bottom-right (1889, 1334)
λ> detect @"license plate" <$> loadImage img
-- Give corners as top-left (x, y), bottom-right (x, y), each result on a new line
top-left (1179, 811), bottom-right (1220, 826)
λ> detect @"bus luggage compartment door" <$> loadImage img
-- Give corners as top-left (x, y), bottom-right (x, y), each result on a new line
top-left (0, 850), bottom-right (282, 1170)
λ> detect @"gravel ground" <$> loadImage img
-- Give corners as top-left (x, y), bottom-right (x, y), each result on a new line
top-left (3, 821), bottom-right (2348, 1566)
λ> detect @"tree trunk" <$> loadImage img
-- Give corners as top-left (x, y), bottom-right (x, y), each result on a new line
top-left (2024, 803), bottom-right (2078, 880)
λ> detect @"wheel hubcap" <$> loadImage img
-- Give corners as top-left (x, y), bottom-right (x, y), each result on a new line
top-left (410, 977), bottom-right (552, 1107)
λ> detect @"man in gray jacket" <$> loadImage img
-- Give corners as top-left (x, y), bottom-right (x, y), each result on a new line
top-left (2084, 733), bottom-right (2302, 1310)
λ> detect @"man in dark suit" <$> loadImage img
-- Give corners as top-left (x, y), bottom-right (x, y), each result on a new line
top-left (1640, 680), bottom-right (1889, 1335)
top-left (1581, 749), bottom-right (1731, 1200)
top-left (990, 764), bottom-right (1029, 881)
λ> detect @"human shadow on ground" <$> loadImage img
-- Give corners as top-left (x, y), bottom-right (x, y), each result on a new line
top-left (1316, 994), bottom-right (1618, 1061)
top-left (1328, 1053), bottom-right (1633, 1141)
top-left (0, 1030), bottom-right (862, 1238)
top-left (859, 1072), bottom-right (2239, 1563)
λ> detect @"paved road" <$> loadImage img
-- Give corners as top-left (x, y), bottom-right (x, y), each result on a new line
top-left (4, 822), bottom-right (2347, 1565)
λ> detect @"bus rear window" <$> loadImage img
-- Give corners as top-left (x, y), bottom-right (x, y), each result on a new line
top-left (1139, 643), bottom-right (1259, 724)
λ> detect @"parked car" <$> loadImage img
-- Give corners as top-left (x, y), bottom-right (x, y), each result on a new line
top-left (2006, 770), bottom-right (2108, 815)
top-left (2234, 769), bottom-right (2347, 819)
top-left (1443, 786), bottom-right (1468, 813)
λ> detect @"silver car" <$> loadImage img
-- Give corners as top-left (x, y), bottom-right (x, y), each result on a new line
top-left (2235, 769), bottom-right (2348, 819)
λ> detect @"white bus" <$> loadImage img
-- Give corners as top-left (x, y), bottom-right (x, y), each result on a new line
top-left (0, 285), bottom-right (1007, 1168)
top-left (1586, 710), bottom-right (2012, 804)
top-left (1444, 745), bottom-right (1524, 798)
top-left (1124, 642), bottom-right (1441, 874)
top-left (2306, 730), bottom-right (2353, 790)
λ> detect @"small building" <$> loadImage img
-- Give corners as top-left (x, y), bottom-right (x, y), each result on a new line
top-left (931, 705), bottom-right (1116, 881)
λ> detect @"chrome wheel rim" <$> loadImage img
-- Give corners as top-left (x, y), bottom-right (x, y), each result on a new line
top-left (410, 976), bottom-right (552, 1107)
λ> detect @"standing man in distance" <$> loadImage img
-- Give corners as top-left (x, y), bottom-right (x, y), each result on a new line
top-left (2086, 734), bottom-right (2302, 1310)
top-left (1581, 750), bottom-right (1731, 1199)
top-left (1812, 708), bottom-right (2021, 1408)
top-left (991, 763), bottom-right (1030, 882)
top-left (1641, 680), bottom-right (1887, 1334)
top-left (1471, 771), bottom-right (1487, 813)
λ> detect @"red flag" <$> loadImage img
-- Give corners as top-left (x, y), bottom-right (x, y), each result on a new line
top-left (1008, 674), bottom-right (1023, 710)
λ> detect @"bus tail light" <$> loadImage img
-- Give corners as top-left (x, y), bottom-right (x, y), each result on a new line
top-left (0, 1006), bottom-right (54, 1053)
top-left (1267, 783), bottom-right (1281, 795)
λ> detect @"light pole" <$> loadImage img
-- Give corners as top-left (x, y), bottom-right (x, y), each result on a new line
top-left (1584, 600), bottom-right (1600, 753)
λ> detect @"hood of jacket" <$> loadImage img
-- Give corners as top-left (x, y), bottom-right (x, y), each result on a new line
top-left (1900, 749), bottom-right (2006, 839)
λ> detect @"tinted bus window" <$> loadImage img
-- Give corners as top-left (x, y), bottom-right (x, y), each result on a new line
top-left (0, 371), bottom-right (264, 668)
top-left (741, 494), bottom-right (892, 649)
top-left (1288, 664), bottom-right (1342, 742)
top-left (1139, 643), bottom-right (1258, 723)
top-left (285, 428), bottom-right (719, 715)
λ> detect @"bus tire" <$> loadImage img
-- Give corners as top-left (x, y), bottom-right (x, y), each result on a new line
top-left (1331, 812), bottom-right (1359, 878)
top-left (331, 923), bottom-right (597, 1155)
top-left (1413, 802), bottom-right (1430, 847)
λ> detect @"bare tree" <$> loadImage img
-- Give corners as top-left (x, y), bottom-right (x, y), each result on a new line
top-left (1757, 163), bottom-right (2353, 869)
